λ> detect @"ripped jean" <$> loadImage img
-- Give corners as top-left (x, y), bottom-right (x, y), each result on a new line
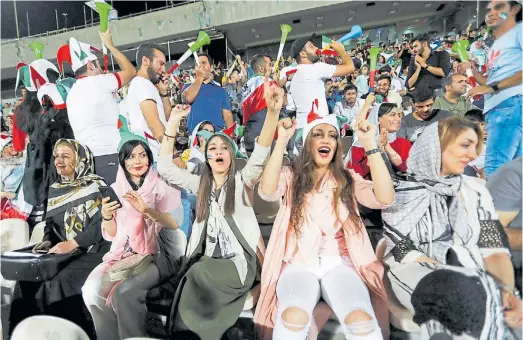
top-left (274, 257), bottom-right (382, 340)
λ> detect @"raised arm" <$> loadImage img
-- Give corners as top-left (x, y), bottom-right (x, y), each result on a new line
top-left (259, 118), bottom-right (296, 198)
top-left (181, 66), bottom-right (205, 104)
top-left (158, 105), bottom-right (200, 193)
top-left (241, 76), bottom-right (283, 189)
top-left (99, 29), bottom-right (136, 86)
top-left (353, 119), bottom-right (394, 206)
top-left (331, 41), bottom-right (355, 77)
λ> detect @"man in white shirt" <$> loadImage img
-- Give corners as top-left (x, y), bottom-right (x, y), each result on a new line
top-left (289, 34), bottom-right (355, 129)
top-left (126, 44), bottom-right (171, 162)
top-left (375, 75), bottom-right (403, 108)
top-left (332, 83), bottom-right (364, 126)
top-left (64, 30), bottom-right (136, 184)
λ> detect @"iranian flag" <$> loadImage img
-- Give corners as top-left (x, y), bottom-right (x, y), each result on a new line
top-left (322, 35), bottom-right (338, 56)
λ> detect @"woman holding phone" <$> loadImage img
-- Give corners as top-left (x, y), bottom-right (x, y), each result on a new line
top-left (9, 139), bottom-right (108, 336)
top-left (82, 138), bottom-right (186, 340)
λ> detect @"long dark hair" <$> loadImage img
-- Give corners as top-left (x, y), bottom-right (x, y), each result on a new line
top-left (15, 91), bottom-right (41, 134)
top-left (195, 134), bottom-right (236, 223)
top-left (289, 132), bottom-right (362, 235)
top-left (118, 140), bottom-right (154, 190)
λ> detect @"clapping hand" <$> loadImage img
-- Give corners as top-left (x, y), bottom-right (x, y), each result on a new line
top-left (123, 191), bottom-right (149, 214)
top-left (263, 75), bottom-right (284, 114)
top-left (378, 128), bottom-right (389, 151)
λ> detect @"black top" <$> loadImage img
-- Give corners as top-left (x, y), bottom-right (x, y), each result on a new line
top-left (406, 51), bottom-right (451, 91)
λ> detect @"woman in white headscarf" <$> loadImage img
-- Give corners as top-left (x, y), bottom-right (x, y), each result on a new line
top-left (378, 116), bottom-right (521, 339)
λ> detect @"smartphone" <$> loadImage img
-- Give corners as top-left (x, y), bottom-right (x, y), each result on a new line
top-left (99, 186), bottom-right (122, 207)
top-left (35, 249), bottom-right (49, 254)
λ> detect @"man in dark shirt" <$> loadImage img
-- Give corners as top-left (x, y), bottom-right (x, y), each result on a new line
top-left (397, 87), bottom-right (452, 143)
top-left (406, 34), bottom-right (451, 94)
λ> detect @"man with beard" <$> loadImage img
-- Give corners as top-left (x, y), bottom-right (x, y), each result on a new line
top-left (127, 43), bottom-right (171, 162)
top-left (66, 31), bottom-right (136, 184)
top-left (182, 53), bottom-right (233, 132)
top-left (406, 33), bottom-right (450, 96)
top-left (397, 87), bottom-right (451, 143)
top-left (433, 74), bottom-right (479, 116)
top-left (374, 75), bottom-right (403, 108)
top-left (290, 35), bottom-right (355, 129)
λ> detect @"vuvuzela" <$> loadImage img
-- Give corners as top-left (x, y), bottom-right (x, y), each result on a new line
top-left (167, 31), bottom-right (211, 74)
top-left (273, 24), bottom-right (292, 73)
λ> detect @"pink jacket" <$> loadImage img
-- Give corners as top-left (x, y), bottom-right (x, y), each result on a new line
top-left (254, 167), bottom-right (390, 339)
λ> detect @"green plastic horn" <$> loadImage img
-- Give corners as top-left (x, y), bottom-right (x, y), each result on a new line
top-left (29, 41), bottom-right (44, 59)
top-left (190, 31), bottom-right (211, 53)
top-left (96, 2), bottom-right (112, 33)
top-left (452, 40), bottom-right (470, 62)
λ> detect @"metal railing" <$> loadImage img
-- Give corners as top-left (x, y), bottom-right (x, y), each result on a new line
top-left (1, 0), bottom-right (199, 45)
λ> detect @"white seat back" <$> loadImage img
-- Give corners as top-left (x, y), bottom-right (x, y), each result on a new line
top-left (0, 219), bottom-right (29, 253)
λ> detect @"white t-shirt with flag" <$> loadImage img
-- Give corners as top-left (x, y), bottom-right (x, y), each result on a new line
top-left (290, 62), bottom-right (337, 128)
top-left (66, 73), bottom-right (122, 157)
top-left (126, 76), bottom-right (167, 160)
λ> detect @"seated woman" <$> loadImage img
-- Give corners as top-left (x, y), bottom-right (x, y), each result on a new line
top-left (380, 117), bottom-right (522, 339)
top-left (180, 120), bottom-right (216, 174)
top-left (349, 96), bottom-right (411, 180)
top-left (254, 104), bottom-right (395, 339)
top-left (82, 138), bottom-right (184, 340)
top-left (1, 135), bottom-right (32, 220)
top-left (157, 80), bottom-right (281, 340)
top-left (8, 139), bottom-right (108, 336)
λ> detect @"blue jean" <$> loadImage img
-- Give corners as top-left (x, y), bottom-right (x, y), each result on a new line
top-left (485, 95), bottom-right (522, 178)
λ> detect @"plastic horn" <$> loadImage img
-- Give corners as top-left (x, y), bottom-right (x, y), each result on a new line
top-left (322, 25), bottom-right (362, 51)
top-left (188, 42), bottom-right (200, 66)
top-left (273, 24), bottom-right (292, 73)
top-left (167, 31), bottom-right (211, 74)
top-left (452, 40), bottom-right (476, 87)
top-left (368, 47), bottom-right (381, 90)
top-left (29, 41), bottom-right (44, 59)
top-left (96, 2), bottom-right (112, 72)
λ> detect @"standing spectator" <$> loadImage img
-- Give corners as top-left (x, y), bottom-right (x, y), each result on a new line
top-left (433, 74), bottom-right (479, 116)
top-left (241, 54), bottom-right (275, 154)
top-left (374, 75), bottom-right (403, 108)
top-left (127, 44), bottom-right (171, 161)
top-left (289, 35), bottom-right (355, 129)
top-left (223, 56), bottom-right (247, 124)
top-left (182, 53), bottom-right (233, 132)
top-left (397, 41), bottom-right (412, 74)
top-left (397, 88), bottom-right (452, 143)
top-left (486, 157), bottom-right (522, 290)
top-left (332, 84), bottom-right (364, 124)
top-left (325, 79), bottom-right (342, 113)
top-left (406, 34), bottom-right (451, 95)
top-left (355, 64), bottom-right (370, 98)
top-left (466, 0), bottom-right (522, 177)
top-left (448, 27), bottom-right (458, 37)
top-left (66, 31), bottom-right (136, 184)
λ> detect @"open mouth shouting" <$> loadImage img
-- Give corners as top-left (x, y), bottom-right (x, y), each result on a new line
top-left (318, 146), bottom-right (332, 159)
top-left (215, 156), bottom-right (225, 165)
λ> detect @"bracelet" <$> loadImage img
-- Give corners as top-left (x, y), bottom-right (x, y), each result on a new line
top-left (160, 93), bottom-right (169, 98)
top-left (164, 132), bottom-right (176, 139)
top-left (365, 148), bottom-right (380, 156)
top-left (500, 284), bottom-right (522, 299)
top-left (103, 215), bottom-right (114, 221)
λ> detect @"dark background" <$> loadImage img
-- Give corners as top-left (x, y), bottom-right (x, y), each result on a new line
top-left (1, 1), bottom-right (187, 39)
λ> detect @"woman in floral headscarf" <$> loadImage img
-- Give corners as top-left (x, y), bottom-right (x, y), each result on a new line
top-left (8, 139), bottom-right (108, 337)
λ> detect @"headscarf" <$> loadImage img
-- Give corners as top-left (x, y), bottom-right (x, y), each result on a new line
top-left (46, 139), bottom-right (106, 241)
top-left (381, 123), bottom-right (472, 263)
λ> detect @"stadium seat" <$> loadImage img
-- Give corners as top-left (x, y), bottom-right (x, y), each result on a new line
top-left (10, 315), bottom-right (90, 340)
top-left (1, 218), bottom-right (30, 305)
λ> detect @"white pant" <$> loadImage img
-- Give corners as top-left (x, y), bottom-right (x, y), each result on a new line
top-left (274, 257), bottom-right (382, 340)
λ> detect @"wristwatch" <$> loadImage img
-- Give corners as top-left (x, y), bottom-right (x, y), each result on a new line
top-left (489, 81), bottom-right (500, 93)
top-left (423, 64), bottom-right (429, 70)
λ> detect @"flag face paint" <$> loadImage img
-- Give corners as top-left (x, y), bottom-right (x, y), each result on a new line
top-left (499, 12), bottom-right (508, 21)
top-left (206, 154), bottom-right (213, 159)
